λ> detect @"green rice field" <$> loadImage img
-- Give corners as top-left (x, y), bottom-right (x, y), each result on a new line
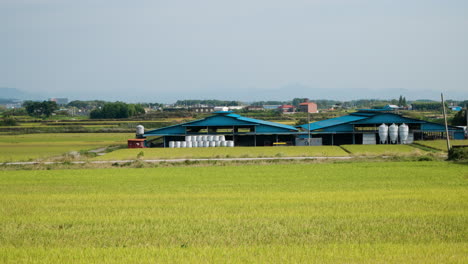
top-left (0, 161), bottom-right (466, 263)
top-left (414, 140), bottom-right (468, 151)
top-left (94, 146), bottom-right (349, 160)
top-left (341, 144), bottom-right (423, 155)
top-left (0, 133), bottom-right (132, 162)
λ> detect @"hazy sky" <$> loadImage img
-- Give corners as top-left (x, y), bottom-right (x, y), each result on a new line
top-left (1, 0), bottom-right (467, 102)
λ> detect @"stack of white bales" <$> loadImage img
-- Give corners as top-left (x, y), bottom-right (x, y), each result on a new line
top-left (168, 135), bottom-right (234, 148)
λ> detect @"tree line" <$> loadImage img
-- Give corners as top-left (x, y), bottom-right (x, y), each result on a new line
top-left (89, 102), bottom-right (145, 119)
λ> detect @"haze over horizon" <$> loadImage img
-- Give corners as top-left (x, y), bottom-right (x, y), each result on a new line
top-left (1, 0), bottom-right (467, 103)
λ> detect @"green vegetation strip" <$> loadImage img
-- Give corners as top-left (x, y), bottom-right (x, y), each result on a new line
top-left (414, 140), bottom-right (468, 151)
top-left (341, 144), bottom-right (424, 155)
top-left (95, 146), bottom-right (349, 160)
top-left (0, 162), bottom-right (466, 262)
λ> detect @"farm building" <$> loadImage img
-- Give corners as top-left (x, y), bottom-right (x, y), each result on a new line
top-left (141, 111), bottom-right (298, 147)
top-left (133, 109), bottom-right (464, 148)
top-left (297, 109), bottom-right (465, 146)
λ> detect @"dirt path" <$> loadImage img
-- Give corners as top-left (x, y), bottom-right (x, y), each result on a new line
top-left (2, 156), bottom-right (352, 165)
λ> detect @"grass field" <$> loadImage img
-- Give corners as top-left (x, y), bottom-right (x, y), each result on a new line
top-left (0, 133), bottom-right (132, 162)
top-left (341, 144), bottom-right (424, 155)
top-left (94, 146), bottom-right (349, 160)
top-left (0, 161), bottom-right (466, 263)
top-left (414, 140), bottom-right (468, 151)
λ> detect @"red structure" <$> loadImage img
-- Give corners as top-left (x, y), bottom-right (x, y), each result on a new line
top-left (128, 139), bottom-right (146, 148)
top-left (277, 104), bottom-right (296, 113)
top-left (299, 102), bottom-right (318, 113)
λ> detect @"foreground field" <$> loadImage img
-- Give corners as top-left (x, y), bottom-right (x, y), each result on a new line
top-left (0, 133), bottom-right (132, 162)
top-left (0, 161), bottom-right (466, 263)
top-left (414, 139), bottom-right (468, 151)
top-left (94, 146), bottom-right (349, 160)
top-left (341, 144), bottom-right (424, 155)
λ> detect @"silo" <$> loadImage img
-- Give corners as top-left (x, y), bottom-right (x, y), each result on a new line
top-left (136, 125), bottom-right (144, 136)
top-left (378, 124), bottom-right (388, 144)
top-left (169, 141), bottom-right (175, 148)
top-left (389, 123), bottom-right (399, 144)
top-left (399, 123), bottom-right (409, 144)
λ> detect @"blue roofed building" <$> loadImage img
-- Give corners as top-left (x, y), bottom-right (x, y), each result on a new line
top-left (297, 109), bottom-right (465, 145)
top-left (142, 111), bottom-right (298, 147)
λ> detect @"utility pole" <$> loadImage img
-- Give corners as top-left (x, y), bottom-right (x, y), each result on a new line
top-left (441, 93), bottom-right (451, 152)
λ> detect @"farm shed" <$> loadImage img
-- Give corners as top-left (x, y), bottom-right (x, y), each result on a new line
top-left (142, 111), bottom-right (298, 147)
top-left (297, 109), bottom-right (465, 145)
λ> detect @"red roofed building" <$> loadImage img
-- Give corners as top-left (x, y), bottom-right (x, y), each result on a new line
top-left (278, 104), bottom-right (296, 113)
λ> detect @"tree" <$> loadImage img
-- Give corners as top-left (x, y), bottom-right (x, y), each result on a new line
top-left (292, 98), bottom-right (308, 107)
top-left (23, 101), bottom-right (58, 118)
top-left (451, 109), bottom-right (467, 126)
top-left (89, 102), bottom-right (145, 119)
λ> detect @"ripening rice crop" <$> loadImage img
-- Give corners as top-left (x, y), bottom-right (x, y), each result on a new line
top-left (0, 133), bottom-right (132, 162)
top-left (0, 161), bottom-right (466, 263)
top-left (414, 139), bottom-right (468, 151)
top-left (341, 144), bottom-right (424, 156)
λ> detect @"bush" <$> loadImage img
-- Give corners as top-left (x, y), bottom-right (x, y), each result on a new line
top-left (448, 147), bottom-right (468, 161)
top-left (0, 117), bottom-right (17, 126)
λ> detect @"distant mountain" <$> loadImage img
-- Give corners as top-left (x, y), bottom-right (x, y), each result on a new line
top-left (0, 87), bottom-right (43, 100)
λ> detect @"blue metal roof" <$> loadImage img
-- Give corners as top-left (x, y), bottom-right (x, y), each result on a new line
top-left (298, 115), bottom-right (368, 131)
top-left (144, 112), bottom-right (297, 136)
top-left (225, 113), bottom-right (297, 131)
top-left (299, 110), bottom-right (465, 132)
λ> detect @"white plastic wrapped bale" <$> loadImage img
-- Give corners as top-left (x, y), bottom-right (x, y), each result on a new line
top-left (215, 141), bottom-right (221, 147)
top-left (202, 141), bottom-right (209, 147)
top-left (175, 141), bottom-right (181, 148)
top-left (185, 135), bottom-right (192, 142)
top-left (207, 135), bottom-right (213, 141)
top-left (227, 141), bottom-right (234, 147)
top-left (187, 141), bottom-right (193, 148)
top-left (193, 141), bottom-right (198, 148)
top-left (202, 135), bottom-right (208, 141)
top-left (209, 141), bottom-right (216, 147)
top-left (221, 141), bottom-right (228, 147)
top-left (213, 135), bottom-right (219, 141)
top-left (219, 135), bottom-right (226, 141)
top-left (180, 141), bottom-right (186, 148)
top-left (169, 141), bottom-right (175, 148)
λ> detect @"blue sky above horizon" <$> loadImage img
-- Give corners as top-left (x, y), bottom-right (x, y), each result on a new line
top-left (1, 0), bottom-right (467, 103)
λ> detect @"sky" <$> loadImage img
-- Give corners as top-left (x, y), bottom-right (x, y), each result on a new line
top-left (1, 0), bottom-right (467, 103)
